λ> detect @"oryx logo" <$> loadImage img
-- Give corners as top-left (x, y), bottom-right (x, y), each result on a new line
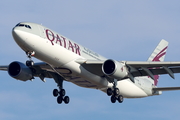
top-left (152, 46), bottom-right (168, 62)
top-left (152, 46), bottom-right (168, 86)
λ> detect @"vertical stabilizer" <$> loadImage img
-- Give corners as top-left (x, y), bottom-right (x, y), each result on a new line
top-left (147, 39), bottom-right (168, 86)
top-left (148, 39), bottom-right (168, 62)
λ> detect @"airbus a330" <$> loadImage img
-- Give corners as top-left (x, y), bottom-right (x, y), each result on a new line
top-left (1, 22), bottom-right (180, 104)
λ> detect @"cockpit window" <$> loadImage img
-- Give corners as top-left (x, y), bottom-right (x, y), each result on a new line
top-left (25, 25), bottom-right (31, 29)
top-left (15, 23), bottom-right (31, 29)
top-left (15, 23), bottom-right (20, 27)
top-left (19, 24), bottom-right (25, 27)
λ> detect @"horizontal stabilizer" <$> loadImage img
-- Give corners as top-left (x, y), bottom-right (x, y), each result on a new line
top-left (0, 65), bottom-right (8, 71)
top-left (153, 87), bottom-right (180, 91)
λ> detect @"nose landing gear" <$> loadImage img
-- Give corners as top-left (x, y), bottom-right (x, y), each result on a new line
top-left (26, 51), bottom-right (35, 67)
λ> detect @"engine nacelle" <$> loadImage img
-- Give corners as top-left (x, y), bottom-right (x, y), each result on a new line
top-left (102, 59), bottom-right (128, 80)
top-left (8, 61), bottom-right (33, 81)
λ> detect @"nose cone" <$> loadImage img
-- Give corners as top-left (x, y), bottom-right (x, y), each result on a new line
top-left (12, 26), bottom-right (36, 52)
top-left (12, 27), bottom-right (22, 40)
top-left (12, 27), bottom-right (27, 45)
top-left (12, 28), bottom-right (21, 42)
top-left (12, 27), bottom-right (28, 51)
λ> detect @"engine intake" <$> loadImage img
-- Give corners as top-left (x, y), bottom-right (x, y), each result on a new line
top-left (8, 61), bottom-right (33, 81)
top-left (102, 59), bottom-right (128, 80)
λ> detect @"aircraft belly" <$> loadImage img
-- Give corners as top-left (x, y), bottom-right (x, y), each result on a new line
top-left (57, 61), bottom-right (109, 89)
top-left (116, 80), bottom-right (148, 98)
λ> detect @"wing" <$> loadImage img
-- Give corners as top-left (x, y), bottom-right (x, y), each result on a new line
top-left (0, 62), bottom-right (56, 81)
top-left (76, 59), bottom-right (180, 80)
top-left (0, 62), bottom-right (99, 88)
top-left (126, 61), bottom-right (180, 79)
top-left (76, 59), bottom-right (105, 76)
top-left (3, 60), bottom-right (180, 79)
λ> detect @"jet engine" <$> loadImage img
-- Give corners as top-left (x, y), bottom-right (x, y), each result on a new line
top-left (102, 59), bottom-right (128, 80)
top-left (8, 61), bottom-right (33, 81)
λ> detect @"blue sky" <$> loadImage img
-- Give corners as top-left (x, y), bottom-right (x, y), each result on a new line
top-left (1, 0), bottom-right (180, 120)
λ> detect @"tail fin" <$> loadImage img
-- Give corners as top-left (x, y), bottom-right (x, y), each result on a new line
top-left (148, 39), bottom-right (168, 62)
top-left (148, 39), bottom-right (168, 86)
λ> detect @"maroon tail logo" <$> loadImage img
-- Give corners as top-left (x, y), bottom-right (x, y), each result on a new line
top-left (152, 46), bottom-right (168, 86)
top-left (152, 46), bottom-right (168, 62)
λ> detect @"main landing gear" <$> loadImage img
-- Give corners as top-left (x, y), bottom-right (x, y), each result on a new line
top-left (26, 51), bottom-right (35, 67)
top-left (53, 88), bottom-right (70, 104)
top-left (52, 74), bottom-right (70, 104)
top-left (107, 80), bottom-right (124, 103)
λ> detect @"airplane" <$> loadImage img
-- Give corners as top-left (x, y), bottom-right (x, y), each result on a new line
top-left (1, 22), bottom-right (180, 104)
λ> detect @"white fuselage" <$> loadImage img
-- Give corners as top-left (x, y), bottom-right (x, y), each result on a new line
top-left (12, 22), bottom-right (155, 98)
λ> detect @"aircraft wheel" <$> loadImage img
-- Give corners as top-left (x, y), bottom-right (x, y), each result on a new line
top-left (114, 88), bottom-right (119, 95)
top-left (26, 60), bottom-right (34, 67)
top-left (57, 96), bottom-right (63, 104)
top-left (117, 95), bottom-right (123, 103)
top-left (64, 96), bottom-right (70, 104)
top-left (60, 89), bottom-right (66, 96)
top-left (111, 95), bottom-right (116, 103)
top-left (53, 89), bottom-right (59, 97)
top-left (107, 88), bottom-right (113, 96)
